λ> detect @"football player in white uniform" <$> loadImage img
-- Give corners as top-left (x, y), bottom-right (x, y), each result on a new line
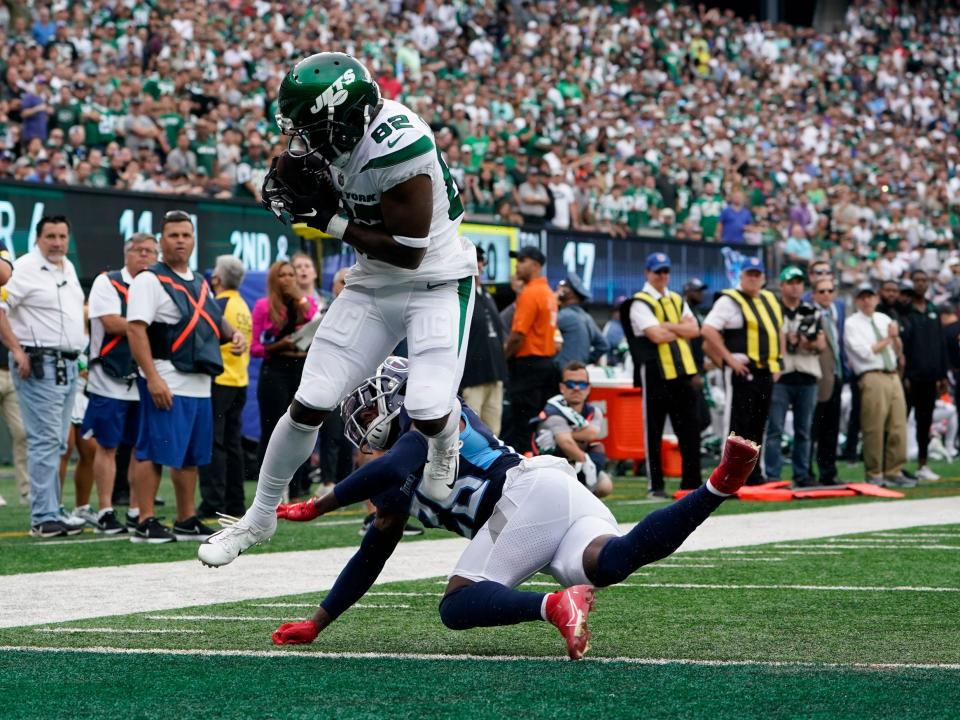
top-left (199, 52), bottom-right (477, 568)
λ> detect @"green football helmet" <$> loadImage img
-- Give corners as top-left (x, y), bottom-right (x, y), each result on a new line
top-left (276, 52), bottom-right (381, 168)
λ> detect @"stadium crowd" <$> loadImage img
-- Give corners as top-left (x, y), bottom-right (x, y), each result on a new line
top-left (2, 1), bottom-right (960, 259)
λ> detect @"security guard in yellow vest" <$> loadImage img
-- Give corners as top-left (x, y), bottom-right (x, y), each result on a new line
top-left (702, 256), bottom-right (783, 485)
top-left (621, 252), bottom-right (703, 498)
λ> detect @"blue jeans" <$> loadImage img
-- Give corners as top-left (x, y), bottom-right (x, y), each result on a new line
top-left (11, 354), bottom-right (78, 525)
top-left (764, 382), bottom-right (817, 481)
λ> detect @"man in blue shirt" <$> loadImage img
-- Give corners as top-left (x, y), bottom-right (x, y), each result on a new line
top-left (717, 191), bottom-right (754, 244)
top-left (555, 272), bottom-right (609, 369)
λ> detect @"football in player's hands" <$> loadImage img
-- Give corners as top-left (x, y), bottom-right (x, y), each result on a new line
top-left (272, 620), bottom-right (319, 645)
top-left (275, 151), bottom-right (326, 197)
top-left (276, 499), bottom-right (320, 522)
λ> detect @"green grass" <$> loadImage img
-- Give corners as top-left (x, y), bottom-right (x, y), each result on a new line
top-left (2, 460), bottom-right (960, 576)
top-left (1, 525), bottom-right (959, 718)
top-left (1, 651), bottom-right (956, 720)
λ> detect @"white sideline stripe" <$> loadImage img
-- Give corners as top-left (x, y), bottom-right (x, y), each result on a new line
top-left (26, 536), bottom-right (131, 547)
top-left (145, 606), bottom-right (413, 621)
top-left (3, 496), bottom-right (959, 629)
top-left (309, 519), bottom-right (363, 528)
top-left (718, 550), bottom-right (842, 556)
top-left (772, 543), bottom-right (960, 551)
top-left (626, 582), bottom-right (960, 593)
top-left (34, 628), bottom-right (204, 635)
top-left (870, 532), bottom-right (960, 538)
top-left (651, 563), bottom-right (717, 568)
top-left (1, 645), bottom-right (958, 671)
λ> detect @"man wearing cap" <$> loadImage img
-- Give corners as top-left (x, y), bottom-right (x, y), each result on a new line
top-left (554, 272), bottom-right (608, 370)
top-left (900, 269), bottom-right (948, 482)
top-left (504, 245), bottom-right (559, 451)
top-left (764, 267), bottom-right (824, 486)
top-left (621, 253), bottom-right (702, 497)
top-left (701, 256), bottom-right (783, 485)
top-left (843, 284), bottom-right (912, 487)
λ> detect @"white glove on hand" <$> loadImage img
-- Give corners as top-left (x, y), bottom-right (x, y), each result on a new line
top-left (579, 454), bottom-right (598, 491)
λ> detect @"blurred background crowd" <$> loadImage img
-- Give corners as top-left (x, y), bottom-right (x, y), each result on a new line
top-left (3, 0), bottom-right (960, 298)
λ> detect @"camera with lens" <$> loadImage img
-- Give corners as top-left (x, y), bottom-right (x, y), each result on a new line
top-left (797, 305), bottom-right (821, 341)
top-left (787, 304), bottom-right (821, 354)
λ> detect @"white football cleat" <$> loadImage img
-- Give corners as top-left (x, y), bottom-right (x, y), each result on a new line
top-left (419, 440), bottom-right (461, 502)
top-left (197, 515), bottom-right (276, 567)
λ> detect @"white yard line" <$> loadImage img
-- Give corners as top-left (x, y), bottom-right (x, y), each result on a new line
top-left (26, 536), bottom-right (131, 547)
top-left (1, 644), bottom-right (958, 671)
top-left (623, 582), bottom-right (960, 593)
top-left (1, 496), bottom-right (958, 629)
top-left (649, 563), bottom-right (717, 568)
top-left (772, 543), bottom-right (960, 550)
top-left (34, 627), bottom-right (204, 635)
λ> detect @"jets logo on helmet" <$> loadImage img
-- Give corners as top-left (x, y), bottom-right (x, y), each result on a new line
top-left (277, 52), bottom-right (381, 167)
top-left (309, 68), bottom-right (357, 117)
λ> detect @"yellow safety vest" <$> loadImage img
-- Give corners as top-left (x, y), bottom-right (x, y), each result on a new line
top-left (634, 290), bottom-right (698, 380)
top-left (720, 288), bottom-right (783, 373)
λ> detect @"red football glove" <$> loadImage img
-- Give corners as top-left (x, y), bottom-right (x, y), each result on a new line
top-left (276, 499), bottom-right (320, 522)
top-left (272, 620), bottom-right (319, 645)
top-left (708, 433), bottom-right (760, 495)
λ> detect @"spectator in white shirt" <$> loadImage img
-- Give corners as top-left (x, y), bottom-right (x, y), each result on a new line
top-left (843, 283), bottom-right (913, 488)
top-left (0, 216), bottom-right (85, 538)
top-left (80, 233), bottom-right (159, 535)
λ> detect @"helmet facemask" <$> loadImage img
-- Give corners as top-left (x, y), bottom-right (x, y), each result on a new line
top-left (340, 357), bottom-right (408, 452)
top-left (278, 99), bottom-right (379, 168)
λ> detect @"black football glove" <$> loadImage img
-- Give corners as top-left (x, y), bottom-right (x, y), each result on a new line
top-left (261, 153), bottom-right (340, 227)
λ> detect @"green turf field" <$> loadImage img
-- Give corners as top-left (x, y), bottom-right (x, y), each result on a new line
top-left (2, 465), bottom-right (959, 719)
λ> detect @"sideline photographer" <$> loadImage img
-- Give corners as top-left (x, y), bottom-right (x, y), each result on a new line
top-left (763, 266), bottom-right (825, 485)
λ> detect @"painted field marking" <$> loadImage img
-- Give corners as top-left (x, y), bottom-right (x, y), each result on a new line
top-left (5, 497), bottom-right (958, 630)
top-left (24, 536), bottom-right (131, 547)
top-left (34, 627), bottom-right (204, 635)
top-left (309, 519), bottom-right (364, 528)
top-left (613, 499), bottom-right (670, 506)
top-left (623, 582), bottom-right (960, 593)
top-left (651, 563), bottom-right (717, 568)
top-left (1, 645), bottom-right (958, 672)
top-left (717, 550), bottom-right (842, 556)
top-left (145, 606), bottom-right (413, 621)
top-left (772, 543), bottom-right (960, 551)
top-left (869, 532), bottom-right (960, 539)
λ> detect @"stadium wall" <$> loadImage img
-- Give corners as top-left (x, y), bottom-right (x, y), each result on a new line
top-left (0, 180), bottom-right (764, 297)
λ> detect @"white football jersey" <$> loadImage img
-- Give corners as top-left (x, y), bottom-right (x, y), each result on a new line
top-left (331, 99), bottom-right (477, 288)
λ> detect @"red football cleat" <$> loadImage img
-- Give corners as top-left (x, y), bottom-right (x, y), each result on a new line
top-left (276, 499), bottom-right (320, 522)
top-left (545, 585), bottom-right (596, 660)
top-left (708, 433), bottom-right (760, 495)
top-left (272, 620), bottom-right (319, 645)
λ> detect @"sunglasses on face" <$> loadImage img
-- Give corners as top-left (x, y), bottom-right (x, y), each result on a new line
top-left (563, 380), bottom-right (590, 390)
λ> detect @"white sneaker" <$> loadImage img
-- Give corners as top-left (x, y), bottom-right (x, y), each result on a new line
top-left (58, 508), bottom-right (87, 529)
top-left (419, 440), bottom-right (461, 501)
top-left (0, 494), bottom-right (6, 507)
top-left (72, 505), bottom-right (100, 528)
top-left (916, 465), bottom-right (941, 482)
top-left (197, 515), bottom-right (276, 567)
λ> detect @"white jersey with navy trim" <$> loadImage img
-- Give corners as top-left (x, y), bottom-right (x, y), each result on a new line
top-left (331, 98), bottom-right (477, 289)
